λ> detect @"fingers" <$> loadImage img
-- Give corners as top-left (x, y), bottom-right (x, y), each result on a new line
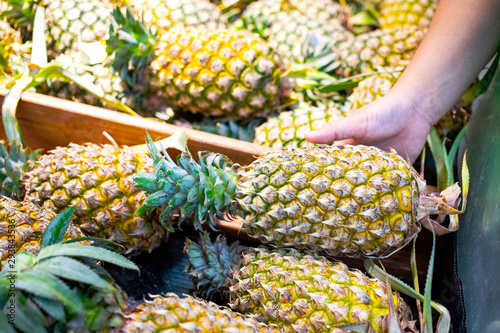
top-left (305, 112), bottom-right (368, 144)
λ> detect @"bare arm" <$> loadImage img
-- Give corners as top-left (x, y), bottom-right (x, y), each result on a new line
top-left (305, 0), bottom-right (500, 162)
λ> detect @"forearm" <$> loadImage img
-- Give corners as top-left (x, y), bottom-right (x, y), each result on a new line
top-left (389, 0), bottom-right (500, 124)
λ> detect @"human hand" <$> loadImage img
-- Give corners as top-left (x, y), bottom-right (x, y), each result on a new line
top-left (305, 93), bottom-right (435, 163)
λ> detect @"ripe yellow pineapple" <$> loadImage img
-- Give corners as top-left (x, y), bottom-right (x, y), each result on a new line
top-left (185, 233), bottom-right (415, 332)
top-left (135, 137), bottom-right (465, 258)
top-left (122, 293), bottom-right (280, 332)
top-left (108, 8), bottom-right (286, 119)
top-left (253, 104), bottom-right (345, 148)
top-left (0, 196), bottom-right (83, 260)
top-left (379, 0), bottom-right (437, 30)
top-left (18, 143), bottom-right (167, 255)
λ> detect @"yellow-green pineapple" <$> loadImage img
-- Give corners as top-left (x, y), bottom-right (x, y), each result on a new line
top-left (185, 232), bottom-right (415, 332)
top-left (128, 0), bottom-right (227, 35)
top-left (0, 196), bottom-right (84, 260)
top-left (135, 138), bottom-right (464, 258)
top-left (108, 8), bottom-right (285, 119)
top-left (122, 293), bottom-right (280, 332)
top-left (253, 104), bottom-right (345, 148)
top-left (4, 0), bottom-right (114, 58)
top-left (324, 27), bottom-right (425, 77)
top-left (379, 0), bottom-right (437, 30)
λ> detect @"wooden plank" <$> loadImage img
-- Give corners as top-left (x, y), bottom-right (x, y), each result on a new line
top-left (0, 89), bottom-right (278, 165)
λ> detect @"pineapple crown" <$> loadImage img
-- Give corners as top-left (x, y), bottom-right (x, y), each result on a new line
top-left (0, 206), bottom-right (138, 332)
top-left (107, 6), bottom-right (157, 87)
top-left (0, 140), bottom-right (39, 200)
top-left (184, 232), bottom-right (240, 299)
top-left (192, 118), bottom-right (264, 142)
top-left (134, 134), bottom-right (239, 232)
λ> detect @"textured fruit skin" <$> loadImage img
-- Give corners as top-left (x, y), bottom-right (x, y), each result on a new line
top-left (253, 105), bottom-right (345, 148)
top-left (122, 293), bottom-right (280, 332)
top-left (21, 143), bottom-right (166, 255)
top-left (236, 145), bottom-right (420, 257)
top-left (348, 70), bottom-right (402, 110)
top-left (332, 27), bottom-right (424, 77)
top-left (0, 196), bottom-right (83, 260)
top-left (379, 0), bottom-right (436, 30)
top-left (43, 0), bottom-right (113, 58)
top-left (152, 27), bottom-right (284, 118)
top-left (130, 0), bottom-right (226, 34)
top-left (228, 247), bottom-right (412, 332)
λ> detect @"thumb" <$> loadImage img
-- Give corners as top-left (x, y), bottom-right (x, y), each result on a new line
top-left (305, 111), bottom-right (367, 144)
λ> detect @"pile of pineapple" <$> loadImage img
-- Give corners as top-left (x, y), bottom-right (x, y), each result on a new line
top-left (0, 0), bottom-right (471, 332)
top-left (0, 0), bottom-right (470, 146)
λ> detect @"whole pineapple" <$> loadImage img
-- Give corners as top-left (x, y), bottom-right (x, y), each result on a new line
top-left (253, 104), bottom-right (345, 148)
top-left (135, 138), bottom-right (463, 258)
top-left (122, 293), bottom-right (280, 332)
top-left (322, 26), bottom-right (425, 77)
top-left (4, 0), bottom-right (114, 58)
top-left (0, 3), bottom-right (28, 81)
top-left (185, 233), bottom-right (415, 332)
top-left (379, 0), bottom-right (437, 30)
top-left (11, 142), bottom-right (168, 255)
top-left (128, 0), bottom-right (227, 35)
top-left (0, 195), bottom-right (84, 260)
top-left (108, 8), bottom-right (285, 119)
top-left (239, 0), bottom-right (353, 63)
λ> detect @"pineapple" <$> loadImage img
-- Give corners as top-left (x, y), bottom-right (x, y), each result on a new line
top-left (122, 293), bottom-right (280, 332)
top-left (253, 104), bottom-right (345, 148)
top-left (0, 195), bottom-right (84, 261)
top-left (0, 4), bottom-right (28, 81)
top-left (128, 0), bottom-right (227, 35)
top-left (135, 138), bottom-right (464, 258)
top-left (347, 69), bottom-right (402, 110)
top-left (4, 0), bottom-right (114, 59)
top-left (379, 0), bottom-right (437, 30)
top-left (108, 8), bottom-right (286, 119)
top-left (2, 142), bottom-right (168, 255)
top-left (322, 26), bottom-right (425, 77)
top-left (239, 0), bottom-right (353, 63)
top-left (185, 232), bottom-right (415, 332)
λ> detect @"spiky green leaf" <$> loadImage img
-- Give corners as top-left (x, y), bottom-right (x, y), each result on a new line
top-left (40, 206), bottom-right (76, 248)
top-left (37, 244), bottom-right (138, 271)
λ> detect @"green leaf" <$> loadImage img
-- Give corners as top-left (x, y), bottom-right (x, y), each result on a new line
top-left (16, 271), bottom-right (83, 312)
top-left (422, 231), bottom-right (436, 333)
top-left (8, 292), bottom-right (48, 333)
top-left (32, 296), bottom-right (66, 323)
top-left (447, 125), bottom-right (468, 171)
top-left (40, 206), bottom-right (76, 248)
top-left (37, 244), bottom-right (139, 271)
top-left (0, 310), bottom-right (16, 333)
top-left (426, 126), bottom-right (448, 192)
top-left (33, 256), bottom-right (111, 290)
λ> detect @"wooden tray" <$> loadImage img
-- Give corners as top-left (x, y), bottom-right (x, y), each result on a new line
top-left (0, 89), bottom-right (277, 165)
top-left (0, 89), bottom-right (432, 280)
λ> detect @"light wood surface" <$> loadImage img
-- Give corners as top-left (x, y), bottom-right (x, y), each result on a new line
top-left (0, 89), bottom-right (278, 165)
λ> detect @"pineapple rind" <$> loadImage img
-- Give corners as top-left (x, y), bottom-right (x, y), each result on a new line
top-left (253, 105), bottom-right (345, 148)
top-left (236, 144), bottom-right (421, 258)
top-left (379, 0), bottom-right (437, 30)
top-left (229, 247), bottom-right (412, 332)
top-left (21, 143), bottom-right (166, 255)
top-left (0, 196), bottom-right (83, 261)
top-left (152, 27), bottom-right (283, 119)
top-left (123, 293), bottom-right (280, 332)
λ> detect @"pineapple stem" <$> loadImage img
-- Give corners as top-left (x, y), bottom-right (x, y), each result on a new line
top-left (133, 134), bottom-right (239, 231)
top-left (184, 232), bottom-right (241, 299)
